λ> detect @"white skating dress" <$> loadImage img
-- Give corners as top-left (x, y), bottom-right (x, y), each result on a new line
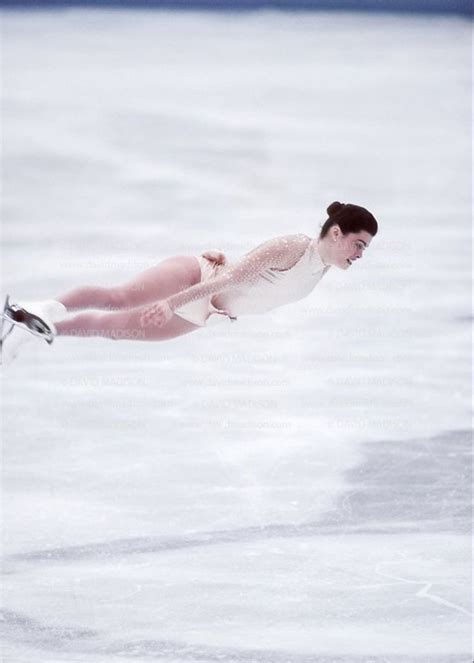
top-left (173, 234), bottom-right (331, 326)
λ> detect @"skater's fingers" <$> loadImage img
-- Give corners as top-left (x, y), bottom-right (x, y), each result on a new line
top-left (140, 310), bottom-right (154, 329)
top-left (140, 301), bottom-right (171, 329)
top-left (149, 312), bottom-right (164, 328)
top-left (202, 250), bottom-right (226, 265)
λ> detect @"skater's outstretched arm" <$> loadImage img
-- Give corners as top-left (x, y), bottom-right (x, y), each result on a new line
top-left (141, 233), bottom-right (311, 327)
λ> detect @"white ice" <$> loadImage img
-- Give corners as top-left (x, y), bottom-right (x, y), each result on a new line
top-left (1, 8), bottom-right (471, 662)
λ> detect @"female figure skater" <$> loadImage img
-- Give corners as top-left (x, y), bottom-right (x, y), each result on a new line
top-left (3, 202), bottom-right (378, 346)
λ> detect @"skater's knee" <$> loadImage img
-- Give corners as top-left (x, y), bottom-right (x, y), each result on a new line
top-left (106, 287), bottom-right (129, 310)
top-left (98, 310), bottom-right (146, 341)
top-left (108, 283), bottom-right (153, 310)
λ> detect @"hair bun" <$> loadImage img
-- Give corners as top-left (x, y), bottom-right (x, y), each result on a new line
top-left (327, 201), bottom-right (344, 217)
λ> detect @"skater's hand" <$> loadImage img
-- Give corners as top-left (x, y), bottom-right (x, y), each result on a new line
top-left (140, 300), bottom-right (174, 328)
top-left (202, 250), bottom-right (227, 266)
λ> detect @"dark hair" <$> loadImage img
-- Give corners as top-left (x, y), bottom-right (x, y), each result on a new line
top-left (319, 201), bottom-right (378, 238)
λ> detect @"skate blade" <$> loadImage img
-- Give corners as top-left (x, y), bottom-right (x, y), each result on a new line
top-left (2, 307), bottom-right (54, 345)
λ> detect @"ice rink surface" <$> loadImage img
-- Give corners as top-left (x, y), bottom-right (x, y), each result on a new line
top-left (1, 8), bottom-right (472, 662)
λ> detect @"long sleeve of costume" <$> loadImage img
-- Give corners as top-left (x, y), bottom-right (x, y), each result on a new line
top-left (168, 233), bottom-right (312, 311)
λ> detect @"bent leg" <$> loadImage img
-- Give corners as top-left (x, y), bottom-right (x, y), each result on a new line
top-left (56, 256), bottom-right (201, 311)
top-left (55, 307), bottom-right (201, 342)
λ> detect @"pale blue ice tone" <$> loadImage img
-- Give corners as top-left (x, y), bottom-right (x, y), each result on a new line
top-left (1, 9), bottom-right (471, 662)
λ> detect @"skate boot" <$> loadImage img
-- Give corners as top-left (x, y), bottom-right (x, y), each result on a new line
top-left (2, 296), bottom-right (67, 345)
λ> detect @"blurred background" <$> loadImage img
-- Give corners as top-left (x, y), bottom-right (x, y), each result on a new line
top-left (1, 1), bottom-right (471, 662)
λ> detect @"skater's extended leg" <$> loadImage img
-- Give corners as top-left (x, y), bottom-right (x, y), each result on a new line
top-left (54, 306), bottom-right (200, 342)
top-left (56, 256), bottom-right (201, 311)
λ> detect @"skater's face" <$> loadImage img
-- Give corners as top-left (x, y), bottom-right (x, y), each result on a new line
top-left (326, 226), bottom-right (373, 270)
